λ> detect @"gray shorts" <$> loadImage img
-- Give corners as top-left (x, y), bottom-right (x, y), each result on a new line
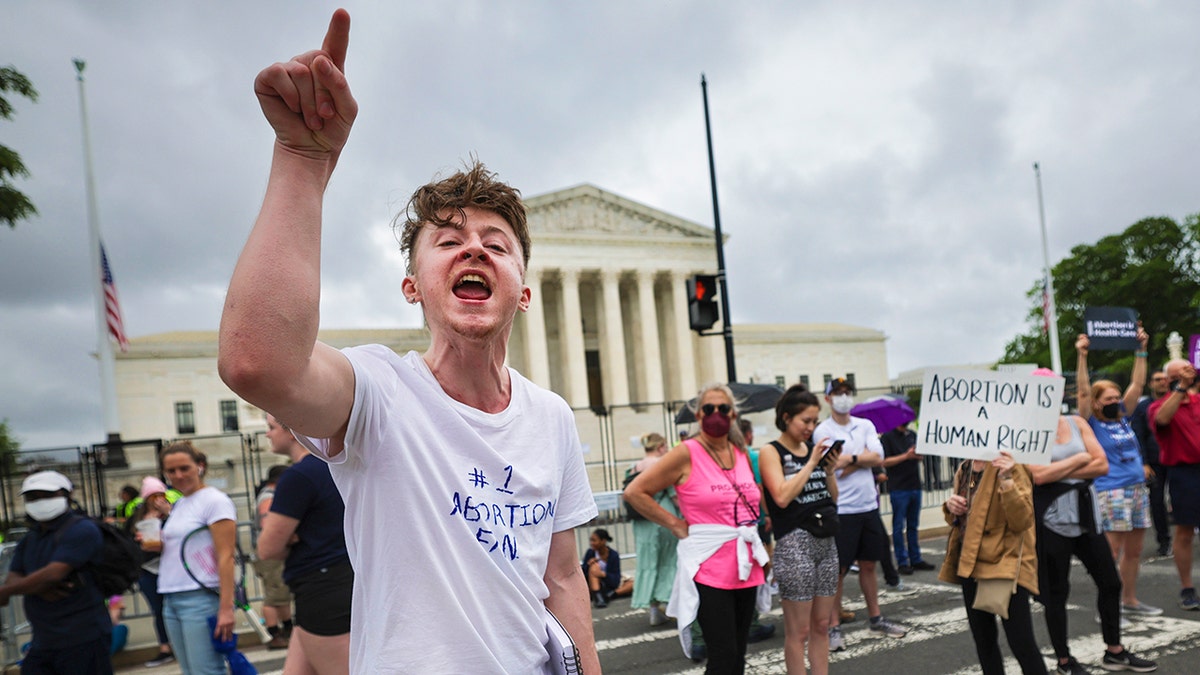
top-left (774, 528), bottom-right (839, 602)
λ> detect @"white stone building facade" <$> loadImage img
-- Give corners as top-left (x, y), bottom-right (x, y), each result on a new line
top-left (113, 185), bottom-right (889, 474)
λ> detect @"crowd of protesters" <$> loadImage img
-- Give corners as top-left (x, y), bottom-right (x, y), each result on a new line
top-left (618, 327), bottom-right (1189, 674)
top-left (1, 7), bottom-right (1192, 673)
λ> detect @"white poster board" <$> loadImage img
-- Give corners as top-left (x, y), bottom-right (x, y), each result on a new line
top-left (917, 368), bottom-right (1064, 465)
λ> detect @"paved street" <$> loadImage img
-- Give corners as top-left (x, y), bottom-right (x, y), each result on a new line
top-left (588, 540), bottom-right (1200, 674)
top-left (119, 533), bottom-right (1200, 674)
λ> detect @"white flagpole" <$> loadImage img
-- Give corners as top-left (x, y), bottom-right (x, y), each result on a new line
top-left (75, 59), bottom-right (122, 440)
top-left (1034, 162), bottom-right (1063, 375)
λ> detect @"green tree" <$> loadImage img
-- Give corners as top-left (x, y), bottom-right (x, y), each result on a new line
top-left (0, 419), bottom-right (19, 475)
top-left (1, 65), bottom-right (39, 229)
top-left (1002, 215), bottom-right (1200, 382)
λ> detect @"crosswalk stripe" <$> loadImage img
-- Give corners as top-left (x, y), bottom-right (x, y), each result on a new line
top-left (620, 576), bottom-right (1200, 675)
top-left (945, 614), bottom-right (1200, 674)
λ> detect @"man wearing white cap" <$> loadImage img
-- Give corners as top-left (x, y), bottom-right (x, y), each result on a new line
top-left (0, 470), bottom-right (112, 674)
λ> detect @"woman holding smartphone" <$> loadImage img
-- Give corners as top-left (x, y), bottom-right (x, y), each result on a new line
top-left (760, 384), bottom-right (841, 675)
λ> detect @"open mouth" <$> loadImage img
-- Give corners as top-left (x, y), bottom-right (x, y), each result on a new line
top-left (453, 273), bottom-right (492, 300)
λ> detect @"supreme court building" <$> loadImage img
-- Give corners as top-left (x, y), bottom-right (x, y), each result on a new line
top-left (114, 184), bottom-right (888, 478)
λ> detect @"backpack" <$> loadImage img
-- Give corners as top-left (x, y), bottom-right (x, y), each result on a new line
top-left (57, 513), bottom-right (144, 596)
top-left (621, 468), bottom-right (647, 521)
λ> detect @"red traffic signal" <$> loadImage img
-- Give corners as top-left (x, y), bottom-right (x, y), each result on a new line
top-left (687, 274), bottom-right (719, 331)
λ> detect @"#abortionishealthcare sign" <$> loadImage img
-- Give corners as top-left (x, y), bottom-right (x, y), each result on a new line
top-left (917, 368), bottom-right (1064, 465)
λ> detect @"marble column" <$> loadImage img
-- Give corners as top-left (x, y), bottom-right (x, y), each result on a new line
top-left (560, 269), bottom-right (589, 407)
top-left (600, 269), bottom-right (630, 406)
top-left (636, 269), bottom-right (664, 404)
top-left (522, 268), bottom-right (551, 389)
top-left (671, 271), bottom-right (698, 399)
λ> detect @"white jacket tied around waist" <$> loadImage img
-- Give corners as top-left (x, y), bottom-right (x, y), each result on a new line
top-left (666, 523), bottom-right (771, 658)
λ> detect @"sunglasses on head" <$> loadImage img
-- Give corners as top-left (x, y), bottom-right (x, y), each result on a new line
top-left (701, 403), bottom-right (732, 416)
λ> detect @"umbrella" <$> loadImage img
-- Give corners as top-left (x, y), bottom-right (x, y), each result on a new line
top-left (674, 382), bottom-right (786, 424)
top-left (850, 395), bottom-right (916, 434)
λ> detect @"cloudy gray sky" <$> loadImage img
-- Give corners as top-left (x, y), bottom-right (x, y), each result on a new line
top-left (3, 1), bottom-right (1198, 448)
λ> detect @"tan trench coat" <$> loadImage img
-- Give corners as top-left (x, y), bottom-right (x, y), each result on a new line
top-left (938, 462), bottom-right (1038, 596)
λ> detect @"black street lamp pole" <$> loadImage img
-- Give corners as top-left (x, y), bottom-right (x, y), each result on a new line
top-left (701, 73), bottom-right (737, 383)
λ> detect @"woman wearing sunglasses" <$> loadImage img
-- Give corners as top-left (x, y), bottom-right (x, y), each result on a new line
top-left (624, 383), bottom-right (769, 675)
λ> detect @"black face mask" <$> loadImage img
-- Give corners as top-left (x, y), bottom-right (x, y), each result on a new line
top-left (1101, 402), bottom-right (1121, 420)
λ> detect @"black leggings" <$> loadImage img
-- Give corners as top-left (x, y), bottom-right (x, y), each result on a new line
top-left (695, 583), bottom-right (757, 675)
top-left (961, 578), bottom-right (1046, 675)
top-left (1036, 526), bottom-right (1122, 658)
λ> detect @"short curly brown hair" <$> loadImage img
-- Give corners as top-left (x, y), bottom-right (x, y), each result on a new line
top-left (395, 160), bottom-right (529, 275)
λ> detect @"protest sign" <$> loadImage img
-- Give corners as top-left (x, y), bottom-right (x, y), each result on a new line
top-left (1190, 335), bottom-right (1200, 369)
top-left (1083, 306), bottom-right (1139, 350)
top-left (917, 368), bottom-right (1064, 465)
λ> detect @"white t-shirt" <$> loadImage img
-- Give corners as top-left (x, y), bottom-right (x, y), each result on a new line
top-left (814, 416), bottom-right (885, 515)
top-left (298, 347), bottom-right (598, 674)
top-left (157, 486), bottom-right (238, 594)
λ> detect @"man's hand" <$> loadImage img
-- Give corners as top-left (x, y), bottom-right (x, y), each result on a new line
top-left (1137, 323), bottom-right (1149, 351)
top-left (254, 9), bottom-right (358, 162)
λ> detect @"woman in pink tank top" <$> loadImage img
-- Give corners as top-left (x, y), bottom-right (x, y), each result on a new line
top-left (624, 383), bottom-right (766, 674)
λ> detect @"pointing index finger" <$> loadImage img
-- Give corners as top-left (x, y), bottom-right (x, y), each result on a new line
top-left (323, 8), bottom-right (351, 74)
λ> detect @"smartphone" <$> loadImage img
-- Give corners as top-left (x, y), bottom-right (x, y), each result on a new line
top-left (824, 439), bottom-right (845, 458)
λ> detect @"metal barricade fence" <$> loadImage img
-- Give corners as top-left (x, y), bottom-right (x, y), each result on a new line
top-left (0, 542), bottom-right (26, 666)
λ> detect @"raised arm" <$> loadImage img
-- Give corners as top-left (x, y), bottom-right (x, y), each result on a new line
top-left (1075, 334), bottom-right (1093, 417)
top-left (218, 10), bottom-right (358, 443)
top-left (1123, 324), bottom-right (1149, 415)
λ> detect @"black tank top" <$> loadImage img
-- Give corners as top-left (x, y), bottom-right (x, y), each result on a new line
top-left (764, 440), bottom-right (836, 540)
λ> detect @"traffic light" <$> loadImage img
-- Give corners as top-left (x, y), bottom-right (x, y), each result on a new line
top-left (688, 274), bottom-right (719, 332)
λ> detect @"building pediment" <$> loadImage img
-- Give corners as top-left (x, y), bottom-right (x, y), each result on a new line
top-left (526, 184), bottom-right (715, 241)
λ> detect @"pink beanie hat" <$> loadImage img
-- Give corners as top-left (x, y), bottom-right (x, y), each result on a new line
top-left (140, 476), bottom-right (168, 499)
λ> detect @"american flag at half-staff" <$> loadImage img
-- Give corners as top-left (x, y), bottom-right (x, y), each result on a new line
top-left (100, 241), bottom-right (129, 353)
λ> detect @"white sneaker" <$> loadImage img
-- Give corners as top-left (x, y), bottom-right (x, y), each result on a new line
top-left (828, 625), bottom-right (845, 652)
top-left (884, 580), bottom-right (917, 596)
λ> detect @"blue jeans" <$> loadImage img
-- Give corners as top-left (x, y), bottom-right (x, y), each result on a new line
top-left (163, 590), bottom-right (225, 675)
top-left (889, 489), bottom-right (923, 566)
